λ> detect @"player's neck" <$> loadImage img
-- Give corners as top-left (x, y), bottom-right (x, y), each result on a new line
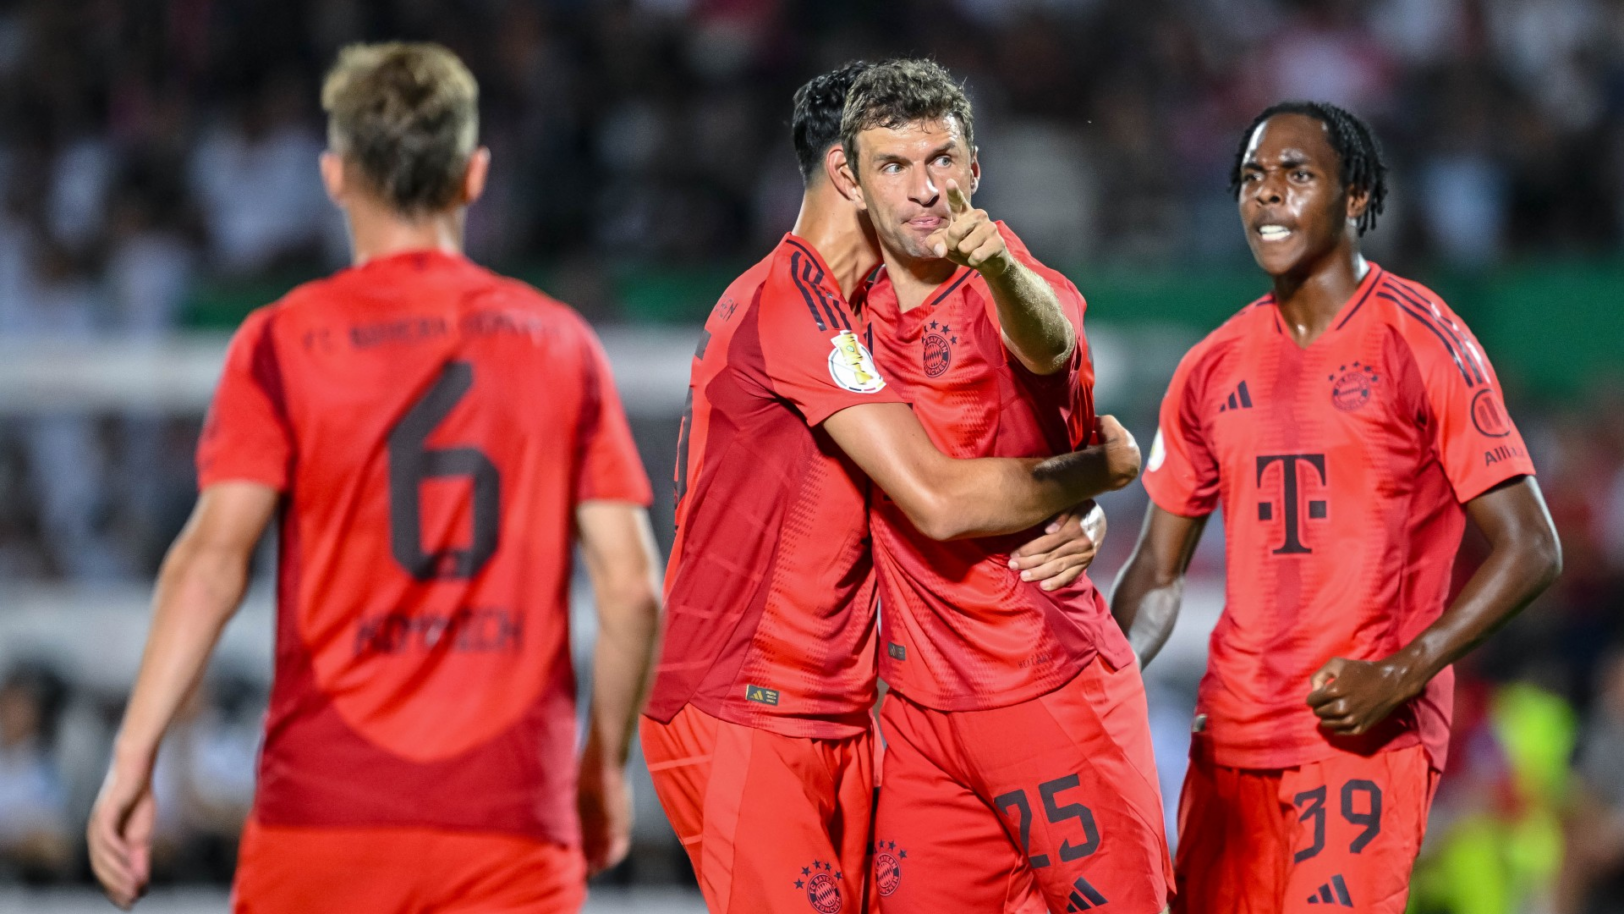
top-left (1270, 248), bottom-right (1368, 348)
top-left (345, 198), bottom-right (466, 267)
top-left (884, 249), bottom-right (957, 313)
top-left (791, 185), bottom-right (879, 297)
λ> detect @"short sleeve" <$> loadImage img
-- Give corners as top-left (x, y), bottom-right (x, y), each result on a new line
top-left (196, 309), bottom-right (294, 491)
top-left (758, 271), bottom-right (906, 426)
top-left (985, 250), bottom-right (1095, 445)
top-left (574, 325), bottom-right (654, 506)
top-left (1414, 321), bottom-right (1535, 502)
top-left (1141, 348), bottom-right (1221, 517)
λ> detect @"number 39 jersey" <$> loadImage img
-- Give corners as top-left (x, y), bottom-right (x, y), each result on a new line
top-left (197, 250), bottom-right (652, 843)
top-left (1142, 264), bottom-right (1535, 772)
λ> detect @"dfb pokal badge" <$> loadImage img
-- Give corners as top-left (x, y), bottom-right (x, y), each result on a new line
top-left (828, 330), bottom-right (886, 394)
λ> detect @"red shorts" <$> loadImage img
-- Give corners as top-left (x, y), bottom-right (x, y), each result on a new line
top-left (874, 656), bottom-right (1174, 914)
top-left (1173, 744), bottom-right (1439, 914)
top-left (639, 705), bottom-right (876, 914)
top-left (232, 817), bottom-right (585, 913)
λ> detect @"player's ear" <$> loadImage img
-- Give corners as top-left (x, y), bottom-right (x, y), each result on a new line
top-left (1345, 182), bottom-right (1369, 228)
top-left (827, 144), bottom-right (865, 209)
top-left (319, 151), bottom-right (347, 206)
top-left (461, 147), bottom-right (491, 206)
top-left (969, 148), bottom-right (981, 196)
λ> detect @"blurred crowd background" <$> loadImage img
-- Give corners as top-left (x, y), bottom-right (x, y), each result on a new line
top-left (1, 0), bottom-right (1622, 911)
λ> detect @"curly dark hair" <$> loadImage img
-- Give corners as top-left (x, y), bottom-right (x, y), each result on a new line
top-left (840, 58), bottom-right (974, 163)
top-left (791, 61), bottom-right (872, 185)
top-left (1229, 101), bottom-right (1389, 235)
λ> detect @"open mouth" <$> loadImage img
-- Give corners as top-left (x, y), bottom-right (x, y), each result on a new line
top-left (1257, 224), bottom-right (1292, 242)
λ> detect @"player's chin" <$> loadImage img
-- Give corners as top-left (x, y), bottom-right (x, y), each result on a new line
top-left (1248, 243), bottom-right (1304, 277)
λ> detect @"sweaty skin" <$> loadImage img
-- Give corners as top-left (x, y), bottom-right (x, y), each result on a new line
top-left (1111, 113), bottom-right (1562, 735)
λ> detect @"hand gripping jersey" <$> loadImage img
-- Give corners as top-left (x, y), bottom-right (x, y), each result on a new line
top-left (646, 234), bottom-right (906, 738)
top-left (1142, 264), bottom-right (1535, 770)
top-left (863, 223), bottom-right (1135, 712)
top-left (197, 250), bottom-right (651, 844)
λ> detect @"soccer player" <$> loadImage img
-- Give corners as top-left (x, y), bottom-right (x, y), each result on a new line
top-left (85, 43), bottom-right (661, 912)
top-left (641, 62), bottom-right (1138, 914)
top-left (1112, 101), bottom-right (1564, 914)
top-left (837, 59), bottom-right (1174, 914)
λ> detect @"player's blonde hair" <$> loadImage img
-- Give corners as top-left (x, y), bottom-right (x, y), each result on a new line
top-left (321, 42), bottom-right (479, 216)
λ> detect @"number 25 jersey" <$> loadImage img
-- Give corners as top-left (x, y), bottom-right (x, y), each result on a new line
top-left (197, 250), bottom-right (652, 844)
top-left (1142, 264), bottom-right (1535, 771)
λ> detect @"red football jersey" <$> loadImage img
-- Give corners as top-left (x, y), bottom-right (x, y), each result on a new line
top-left (864, 224), bottom-right (1134, 712)
top-left (197, 250), bottom-right (651, 844)
top-left (1142, 264), bottom-right (1535, 770)
top-left (645, 234), bottom-right (906, 738)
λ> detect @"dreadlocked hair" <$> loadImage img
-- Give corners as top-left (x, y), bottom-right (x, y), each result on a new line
top-left (1228, 101), bottom-right (1389, 235)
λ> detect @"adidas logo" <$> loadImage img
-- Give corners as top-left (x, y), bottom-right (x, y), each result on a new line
top-left (1306, 874), bottom-right (1353, 907)
top-left (1218, 380), bottom-right (1254, 412)
top-left (1064, 875), bottom-right (1108, 911)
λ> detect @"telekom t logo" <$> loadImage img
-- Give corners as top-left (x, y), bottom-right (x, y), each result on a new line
top-left (1255, 454), bottom-right (1327, 555)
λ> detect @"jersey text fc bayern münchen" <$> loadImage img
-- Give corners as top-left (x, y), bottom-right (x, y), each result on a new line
top-left (198, 250), bottom-right (651, 843)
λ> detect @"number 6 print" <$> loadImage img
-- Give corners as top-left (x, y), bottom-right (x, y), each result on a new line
top-left (388, 361), bottom-right (502, 580)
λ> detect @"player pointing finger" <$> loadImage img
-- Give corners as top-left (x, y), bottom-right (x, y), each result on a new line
top-left (928, 179), bottom-right (1010, 274)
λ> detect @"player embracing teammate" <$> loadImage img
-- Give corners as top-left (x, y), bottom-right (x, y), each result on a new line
top-left (641, 59), bottom-right (1141, 914)
top-left (836, 60), bottom-right (1175, 914)
top-left (1114, 102), bottom-right (1562, 914)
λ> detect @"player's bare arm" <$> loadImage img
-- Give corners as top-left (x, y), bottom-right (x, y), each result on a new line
top-left (88, 481), bottom-right (278, 909)
top-left (823, 403), bottom-right (1138, 541)
top-left (929, 179), bottom-right (1075, 375)
top-left (1110, 504), bottom-right (1209, 667)
top-left (574, 501), bottom-right (662, 876)
top-left (1308, 476), bottom-right (1561, 735)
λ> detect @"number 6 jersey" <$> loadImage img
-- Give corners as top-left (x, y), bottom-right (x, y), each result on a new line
top-left (196, 249), bottom-right (652, 843)
top-left (1141, 264), bottom-right (1535, 772)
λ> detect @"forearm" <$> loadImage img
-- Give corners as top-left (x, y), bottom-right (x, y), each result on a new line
top-left (934, 444), bottom-right (1130, 540)
top-left (1110, 561), bottom-right (1184, 667)
top-left (984, 258), bottom-right (1074, 375)
top-left (112, 542), bottom-right (248, 775)
top-left (582, 588), bottom-right (660, 772)
top-left (1386, 536), bottom-right (1562, 694)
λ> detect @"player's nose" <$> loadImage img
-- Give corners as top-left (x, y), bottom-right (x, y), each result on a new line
top-left (1253, 173), bottom-right (1284, 205)
top-left (911, 171), bottom-right (939, 206)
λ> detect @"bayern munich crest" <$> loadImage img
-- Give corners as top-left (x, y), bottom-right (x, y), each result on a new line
top-left (794, 860), bottom-right (843, 913)
top-left (1328, 361), bottom-right (1380, 412)
top-left (922, 320), bottom-right (955, 378)
top-left (873, 838), bottom-right (907, 897)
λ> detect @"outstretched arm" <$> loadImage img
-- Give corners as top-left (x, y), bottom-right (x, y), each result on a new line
top-left (1307, 476), bottom-right (1561, 735)
top-left (1109, 504), bottom-right (1208, 667)
top-left (929, 180), bottom-right (1074, 375)
top-left (574, 501), bottom-right (662, 877)
top-left (823, 403), bottom-right (1139, 541)
top-left (89, 481), bottom-right (277, 910)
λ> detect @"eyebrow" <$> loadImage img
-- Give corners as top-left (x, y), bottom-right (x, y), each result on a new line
top-left (1244, 152), bottom-right (1314, 169)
